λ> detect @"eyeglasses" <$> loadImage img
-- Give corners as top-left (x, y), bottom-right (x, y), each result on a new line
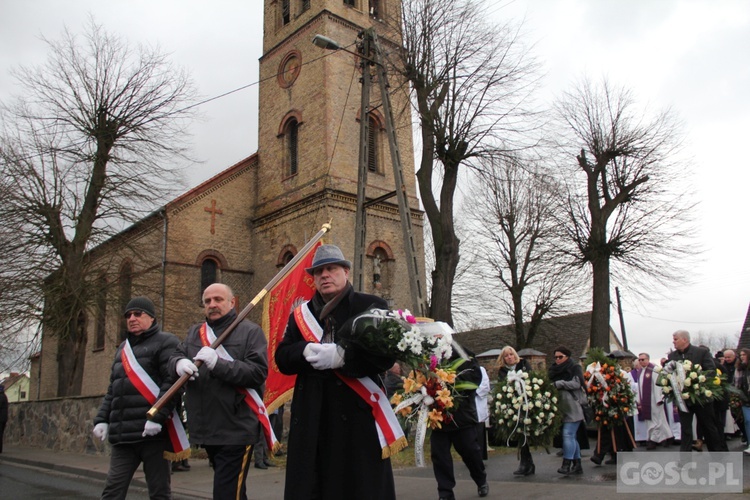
top-left (638, 358), bottom-right (648, 361)
top-left (554, 355), bottom-right (566, 359)
top-left (124, 311), bottom-right (144, 319)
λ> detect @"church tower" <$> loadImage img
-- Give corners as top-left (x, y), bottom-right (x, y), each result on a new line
top-left (253, 0), bottom-right (423, 308)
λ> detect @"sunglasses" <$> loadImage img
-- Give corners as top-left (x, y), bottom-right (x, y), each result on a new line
top-left (124, 311), bottom-right (144, 319)
top-left (554, 355), bottom-right (566, 359)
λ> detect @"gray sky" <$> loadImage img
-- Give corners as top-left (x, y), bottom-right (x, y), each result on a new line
top-left (1, 0), bottom-right (748, 361)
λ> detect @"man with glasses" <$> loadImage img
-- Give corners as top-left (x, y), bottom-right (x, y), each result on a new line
top-left (93, 297), bottom-right (180, 500)
top-left (632, 353), bottom-right (673, 449)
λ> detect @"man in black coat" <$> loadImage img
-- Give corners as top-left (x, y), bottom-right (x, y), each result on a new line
top-left (276, 244), bottom-right (397, 500)
top-left (93, 297), bottom-right (179, 500)
top-left (667, 330), bottom-right (728, 452)
top-left (430, 349), bottom-right (489, 500)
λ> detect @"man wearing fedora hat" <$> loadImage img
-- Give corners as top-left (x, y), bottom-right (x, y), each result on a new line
top-left (93, 296), bottom-right (180, 500)
top-left (276, 244), bottom-right (398, 500)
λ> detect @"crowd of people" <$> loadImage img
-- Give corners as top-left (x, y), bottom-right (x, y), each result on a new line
top-left (88, 243), bottom-right (750, 499)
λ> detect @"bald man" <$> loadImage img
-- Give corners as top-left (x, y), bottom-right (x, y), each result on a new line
top-left (170, 283), bottom-right (268, 500)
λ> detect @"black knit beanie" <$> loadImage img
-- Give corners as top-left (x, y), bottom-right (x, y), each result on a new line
top-left (124, 296), bottom-right (156, 318)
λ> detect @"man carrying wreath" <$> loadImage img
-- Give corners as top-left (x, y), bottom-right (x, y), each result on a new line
top-left (275, 244), bottom-right (401, 500)
top-left (667, 330), bottom-right (728, 452)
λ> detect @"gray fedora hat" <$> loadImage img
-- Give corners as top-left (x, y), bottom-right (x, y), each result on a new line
top-left (305, 244), bottom-right (352, 275)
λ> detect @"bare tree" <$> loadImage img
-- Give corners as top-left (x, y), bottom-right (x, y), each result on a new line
top-left (0, 20), bottom-right (196, 395)
top-left (384, 0), bottom-right (540, 325)
top-left (460, 156), bottom-right (584, 347)
top-left (553, 77), bottom-right (696, 350)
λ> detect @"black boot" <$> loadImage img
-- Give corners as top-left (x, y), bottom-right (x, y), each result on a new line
top-left (557, 458), bottom-right (572, 475)
top-left (571, 458), bottom-right (583, 474)
top-left (513, 445), bottom-right (535, 476)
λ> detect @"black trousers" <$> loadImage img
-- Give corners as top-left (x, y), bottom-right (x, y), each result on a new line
top-left (204, 444), bottom-right (254, 500)
top-left (430, 426), bottom-right (487, 497)
top-left (101, 440), bottom-right (171, 500)
top-left (678, 404), bottom-right (728, 451)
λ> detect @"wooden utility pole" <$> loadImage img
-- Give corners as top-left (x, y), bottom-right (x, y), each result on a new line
top-left (351, 28), bottom-right (426, 316)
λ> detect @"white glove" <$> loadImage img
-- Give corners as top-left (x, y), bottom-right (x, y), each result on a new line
top-left (142, 420), bottom-right (162, 437)
top-left (93, 423), bottom-right (109, 442)
top-left (303, 343), bottom-right (317, 359)
top-left (195, 346), bottom-right (219, 370)
top-left (305, 343), bottom-right (345, 370)
top-left (176, 358), bottom-right (199, 380)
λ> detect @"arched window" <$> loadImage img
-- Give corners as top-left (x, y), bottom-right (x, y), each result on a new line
top-left (281, 0), bottom-right (291, 25)
top-left (94, 273), bottom-right (107, 351)
top-left (201, 258), bottom-right (218, 298)
top-left (118, 261), bottom-right (133, 341)
top-left (278, 112), bottom-right (303, 179)
top-left (287, 118), bottom-right (299, 176)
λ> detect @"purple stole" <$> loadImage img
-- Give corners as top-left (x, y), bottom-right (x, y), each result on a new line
top-left (633, 364), bottom-right (654, 421)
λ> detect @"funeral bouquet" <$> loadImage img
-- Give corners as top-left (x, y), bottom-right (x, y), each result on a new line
top-left (389, 350), bottom-right (479, 467)
top-left (491, 370), bottom-right (561, 447)
top-left (390, 356), bottom-right (476, 430)
top-left (345, 308), bottom-right (453, 367)
top-left (583, 350), bottom-right (635, 427)
top-left (657, 359), bottom-right (724, 411)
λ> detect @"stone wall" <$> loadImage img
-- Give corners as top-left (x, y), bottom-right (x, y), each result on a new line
top-left (5, 396), bottom-right (109, 456)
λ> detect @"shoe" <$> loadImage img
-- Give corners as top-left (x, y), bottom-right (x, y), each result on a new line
top-left (478, 483), bottom-right (489, 497)
top-left (605, 456), bottom-right (617, 465)
top-left (646, 441), bottom-right (657, 450)
top-left (438, 494), bottom-right (455, 500)
top-left (171, 463), bottom-right (189, 472)
top-left (743, 447), bottom-right (750, 455)
top-left (557, 458), bottom-right (572, 475)
top-left (254, 462), bottom-right (268, 469)
top-left (263, 460), bottom-right (277, 467)
top-left (590, 454), bottom-right (603, 465)
top-left (692, 439), bottom-right (703, 452)
top-left (571, 459), bottom-right (583, 474)
top-left (180, 459), bottom-right (191, 470)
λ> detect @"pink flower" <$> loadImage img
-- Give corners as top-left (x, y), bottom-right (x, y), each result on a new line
top-left (430, 355), bottom-right (438, 371)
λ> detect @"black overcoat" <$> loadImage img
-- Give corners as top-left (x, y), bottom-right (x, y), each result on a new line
top-left (275, 287), bottom-right (396, 500)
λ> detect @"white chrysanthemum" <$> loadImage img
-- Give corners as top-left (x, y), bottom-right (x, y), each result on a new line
top-left (685, 378), bottom-right (692, 387)
top-left (682, 393), bottom-right (689, 399)
top-left (544, 404), bottom-right (550, 410)
top-left (544, 391), bottom-right (551, 397)
top-left (698, 375), bottom-right (706, 383)
top-left (705, 390), bottom-right (712, 397)
top-left (524, 418), bottom-right (532, 425)
top-left (512, 415), bottom-right (519, 421)
top-left (535, 401), bottom-right (542, 408)
top-left (690, 372), bottom-right (698, 380)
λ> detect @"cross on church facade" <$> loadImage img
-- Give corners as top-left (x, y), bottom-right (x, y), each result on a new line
top-left (204, 199), bottom-right (223, 235)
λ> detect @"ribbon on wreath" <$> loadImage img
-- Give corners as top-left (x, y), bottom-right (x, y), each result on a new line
top-left (586, 362), bottom-right (610, 407)
top-left (393, 385), bottom-right (433, 467)
top-left (505, 369), bottom-right (530, 447)
top-left (662, 360), bottom-right (688, 412)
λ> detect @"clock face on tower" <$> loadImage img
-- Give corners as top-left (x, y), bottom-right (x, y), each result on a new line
top-left (278, 50), bottom-right (302, 88)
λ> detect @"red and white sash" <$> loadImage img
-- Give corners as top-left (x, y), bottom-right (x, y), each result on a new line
top-left (294, 303), bottom-right (408, 459)
top-left (121, 340), bottom-right (190, 461)
top-left (198, 323), bottom-right (280, 453)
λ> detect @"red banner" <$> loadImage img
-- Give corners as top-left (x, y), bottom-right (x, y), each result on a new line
top-left (262, 241), bottom-right (321, 412)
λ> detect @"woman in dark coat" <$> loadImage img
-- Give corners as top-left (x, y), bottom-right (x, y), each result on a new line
top-left (548, 346), bottom-right (585, 475)
top-left (496, 346), bottom-right (535, 476)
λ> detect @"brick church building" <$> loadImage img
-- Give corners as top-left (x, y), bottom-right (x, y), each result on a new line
top-left (31, 0), bottom-right (424, 399)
